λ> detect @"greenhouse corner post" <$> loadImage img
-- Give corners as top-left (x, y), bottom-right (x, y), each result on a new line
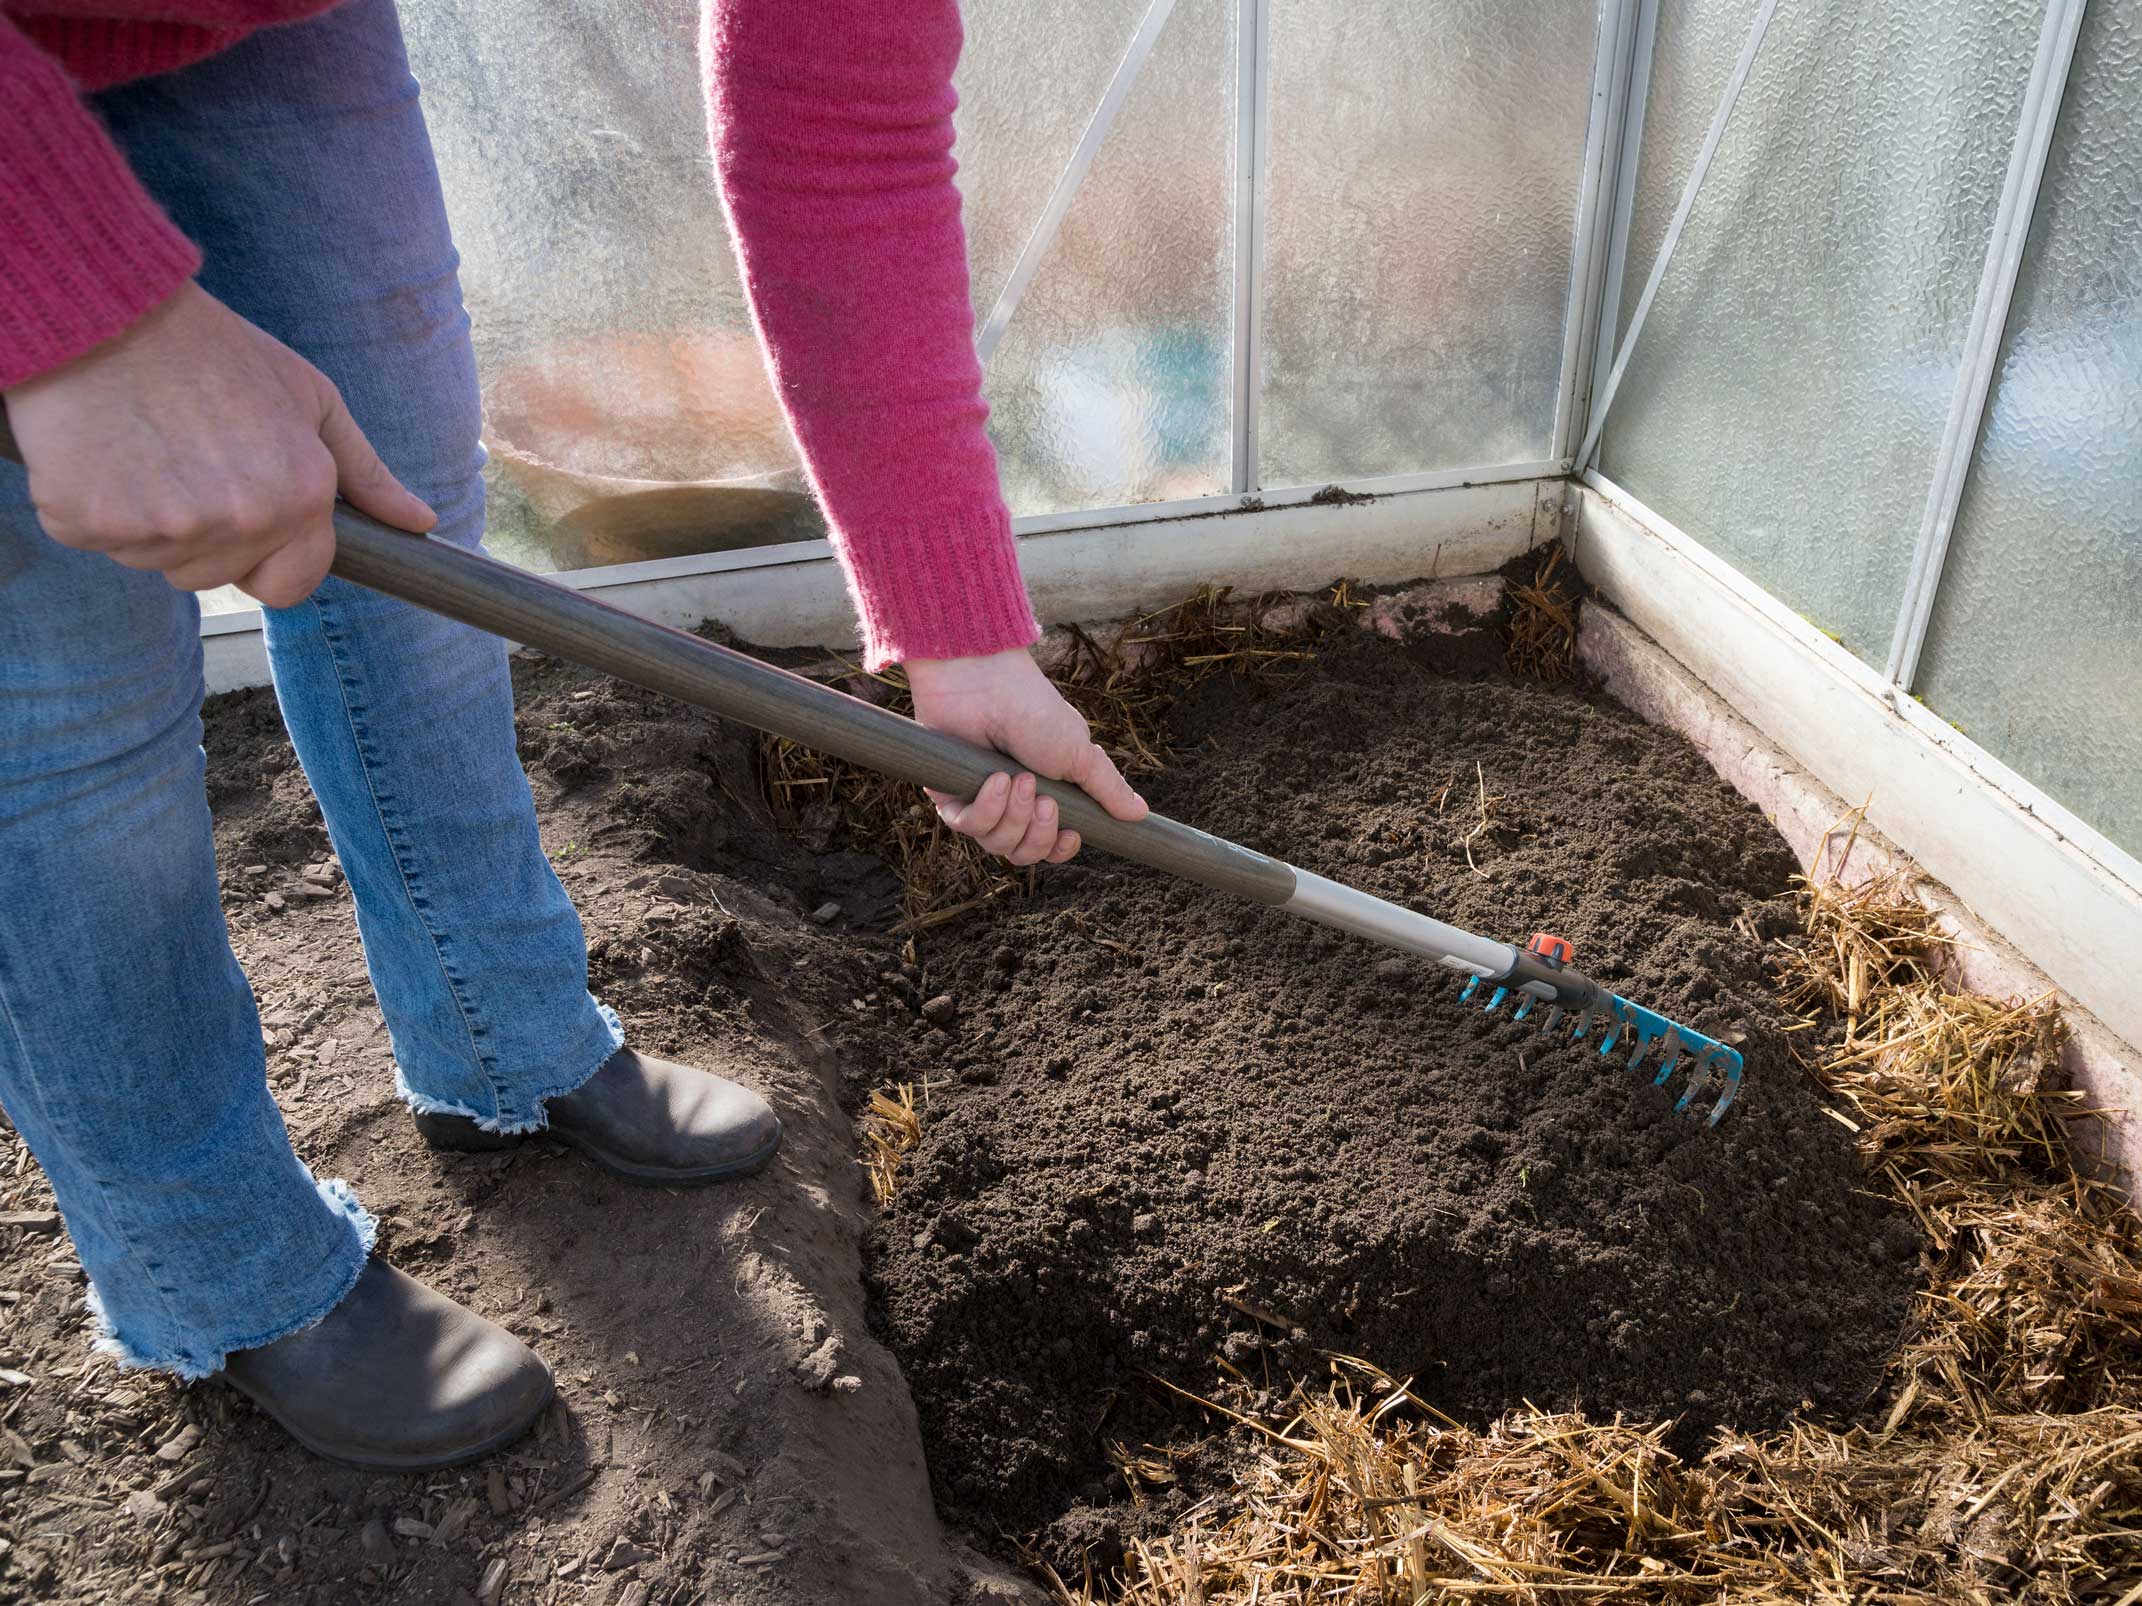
top-left (1577, 0), bottom-right (1659, 467)
top-left (1882, 0), bottom-right (2090, 695)
top-left (1229, 0), bottom-right (1271, 496)
top-left (1551, 0), bottom-right (1645, 471)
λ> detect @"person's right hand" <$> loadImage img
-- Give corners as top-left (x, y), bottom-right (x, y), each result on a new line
top-left (3, 282), bottom-right (437, 607)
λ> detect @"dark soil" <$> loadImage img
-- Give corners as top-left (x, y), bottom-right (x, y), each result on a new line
top-left (854, 611), bottom-right (1921, 1574)
top-left (0, 581), bottom-right (1917, 1604)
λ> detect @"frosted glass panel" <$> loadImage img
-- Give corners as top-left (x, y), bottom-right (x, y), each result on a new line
top-left (1259, 0), bottom-right (1598, 486)
top-left (984, 0), bottom-right (1234, 512)
top-left (956, 0), bottom-right (1150, 320)
top-left (399, 0), bottom-right (817, 576)
top-left (394, 0), bottom-right (1186, 578)
top-left (1916, 1), bottom-right (2142, 860)
top-left (1599, 0), bottom-right (2041, 662)
top-left (1613, 0), bottom-right (1762, 342)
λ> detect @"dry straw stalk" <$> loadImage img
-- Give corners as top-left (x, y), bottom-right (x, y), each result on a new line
top-left (1504, 546), bottom-right (1578, 684)
top-left (860, 1077), bottom-right (945, 1207)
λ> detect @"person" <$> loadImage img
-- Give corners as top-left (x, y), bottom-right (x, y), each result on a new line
top-left (0, 0), bottom-right (1147, 1467)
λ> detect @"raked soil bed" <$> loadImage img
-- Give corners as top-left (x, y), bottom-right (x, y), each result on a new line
top-left (0, 578), bottom-right (1918, 1604)
top-left (847, 608), bottom-right (1921, 1575)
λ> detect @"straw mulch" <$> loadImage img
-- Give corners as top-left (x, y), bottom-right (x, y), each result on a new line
top-left (1504, 546), bottom-right (1579, 684)
top-left (860, 1077), bottom-right (945, 1207)
top-left (758, 586), bottom-right (1315, 930)
top-left (1039, 831), bottom-right (2142, 1605)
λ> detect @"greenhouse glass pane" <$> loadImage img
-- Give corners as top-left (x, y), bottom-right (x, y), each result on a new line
top-left (392, 0), bottom-right (1165, 577)
top-left (1598, 0), bottom-right (2041, 663)
top-left (1915, 0), bottom-right (2142, 860)
top-left (983, 0), bottom-right (1234, 513)
top-left (955, 0), bottom-right (1151, 321)
top-left (1612, 0), bottom-right (1761, 342)
top-left (398, 0), bottom-right (816, 576)
top-left (1258, 0), bottom-right (1599, 486)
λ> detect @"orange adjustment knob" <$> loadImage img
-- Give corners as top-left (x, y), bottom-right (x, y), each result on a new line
top-left (1527, 932), bottom-right (1574, 967)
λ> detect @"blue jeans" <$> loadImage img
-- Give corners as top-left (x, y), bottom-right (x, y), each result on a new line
top-left (0, 0), bottom-right (622, 1380)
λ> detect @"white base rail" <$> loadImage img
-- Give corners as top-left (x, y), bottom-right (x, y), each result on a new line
top-left (200, 467), bottom-right (1563, 693)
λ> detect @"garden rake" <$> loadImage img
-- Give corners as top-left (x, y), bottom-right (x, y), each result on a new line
top-left (0, 415), bottom-right (1743, 1124)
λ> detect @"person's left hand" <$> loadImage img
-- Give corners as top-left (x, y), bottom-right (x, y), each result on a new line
top-left (906, 648), bottom-right (1147, 866)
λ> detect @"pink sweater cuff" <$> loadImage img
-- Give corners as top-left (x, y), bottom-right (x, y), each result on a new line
top-left (0, 23), bottom-right (201, 391)
top-left (840, 502), bottom-right (1041, 672)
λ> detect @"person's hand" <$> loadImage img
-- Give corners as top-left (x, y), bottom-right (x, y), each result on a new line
top-left (4, 282), bottom-right (436, 607)
top-left (907, 648), bottom-right (1148, 865)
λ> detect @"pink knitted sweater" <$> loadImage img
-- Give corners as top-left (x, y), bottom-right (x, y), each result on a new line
top-left (0, 0), bottom-right (1039, 668)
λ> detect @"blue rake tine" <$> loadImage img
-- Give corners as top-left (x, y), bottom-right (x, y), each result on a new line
top-left (1514, 995), bottom-right (1535, 1021)
top-left (1708, 1051), bottom-right (1744, 1125)
top-left (1460, 976), bottom-right (1480, 1002)
top-left (1485, 986), bottom-right (1510, 1013)
top-left (1673, 1052), bottom-right (1716, 1115)
top-left (1625, 1032), bottom-right (1652, 1074)
top-left (1651, 1028), bottom-right (1685, 1088)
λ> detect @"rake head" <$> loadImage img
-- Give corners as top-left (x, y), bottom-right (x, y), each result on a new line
top-left (1459, 932), bottom-right (1744, 1125)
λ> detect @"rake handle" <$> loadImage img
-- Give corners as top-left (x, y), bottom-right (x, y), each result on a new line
top-left (0, 408), bottom-right (1294, 905)
top-left (333, 508), bottom-right (1300, 903)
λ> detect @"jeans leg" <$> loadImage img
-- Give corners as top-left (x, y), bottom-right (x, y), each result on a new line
top-left (0, 508), bottom-right (375, 1381)
top-left (94, 0), bottom-right (622, 1132)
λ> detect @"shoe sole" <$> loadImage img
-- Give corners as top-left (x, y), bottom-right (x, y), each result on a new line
top-left (222, 1361), bottom-right (555, 1472)
top-left (417, 1112), bottom-right (784, 1188)
top-left (550, 1117), bottom-right (784, 1186)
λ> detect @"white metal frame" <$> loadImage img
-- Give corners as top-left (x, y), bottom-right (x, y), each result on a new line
top-left (1230, 0), bottom-right (1272, 494)
top-left (1883, 0), bottom-right (2089, 690)
top-left (1551, 0), bottom-right (1645, 468)
top-left (203, 469), bottom-right (1562, 693)
top-left (1587, 0), bottom-right (1659, 441)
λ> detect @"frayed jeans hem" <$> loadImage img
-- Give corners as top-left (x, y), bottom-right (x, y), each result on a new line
top-left (85, 1177), bottom-right (378, 1382)
top-left (392, 1001), bottom-right (624, 1135)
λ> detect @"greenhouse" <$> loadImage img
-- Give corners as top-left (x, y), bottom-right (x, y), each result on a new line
top-left (2, 0), bottom-right (2137, 1601)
